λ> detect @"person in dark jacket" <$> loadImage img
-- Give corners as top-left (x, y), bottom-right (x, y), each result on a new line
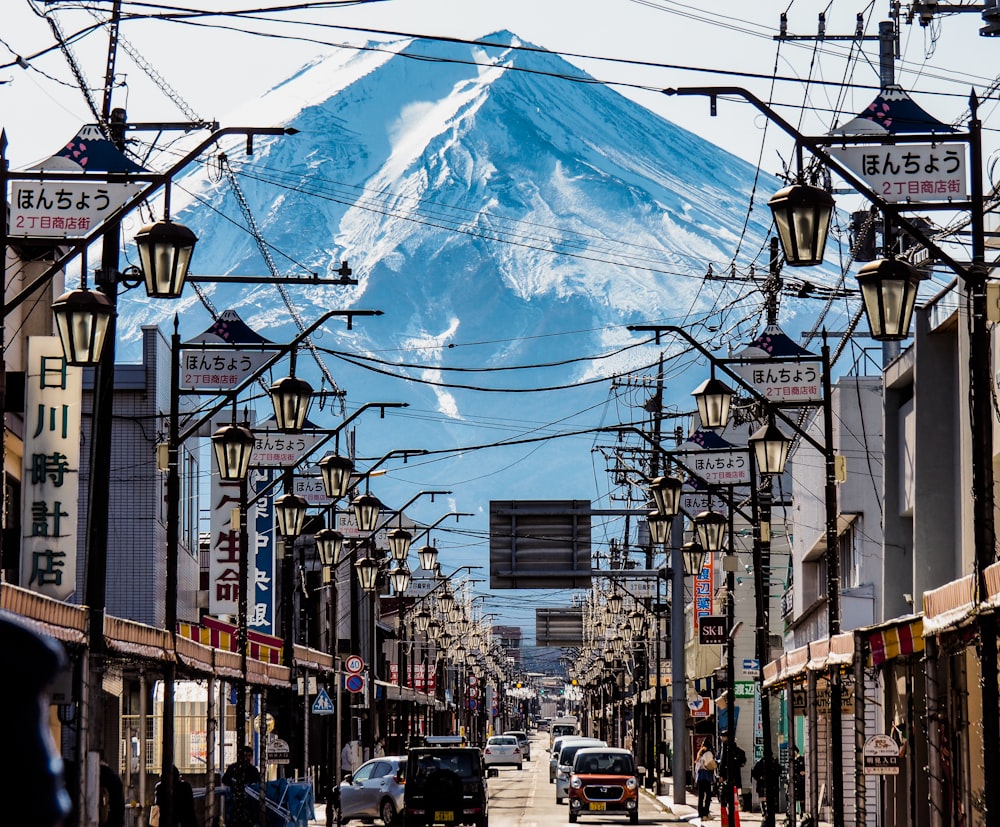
top-left (222, 745), bottom-right (262, 827)
top-left (717, 730), bottom-right (747, 808)
top-left (154, 766), bottom-right (197, 827)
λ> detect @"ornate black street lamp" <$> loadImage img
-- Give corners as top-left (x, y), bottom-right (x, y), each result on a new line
top-left (319, 453), bottom-right (355, 500)
top-left (211, 422), bottom-right (256, 481)
top-left (691, 374), bottom-right (734, 429)
top-left (856, 257), bottom-right (927, 342)
top-left (134, 219), bottom-right (198, 298)
top-left (767, 181), bottom-right (835, 267)
top-left (748, 419), bottom-right (792, 476)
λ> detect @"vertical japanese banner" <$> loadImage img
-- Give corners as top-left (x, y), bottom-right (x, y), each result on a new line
top-left (693, 550), bottom-right (714, 633)
top-left (209, 452), bottom-right (242, 617)
top-left (20, 336), bottom-right (82, 600)
top-left (250, 468), bottom-right (277, 635)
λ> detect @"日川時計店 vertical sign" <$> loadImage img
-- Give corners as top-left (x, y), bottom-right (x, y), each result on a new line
top-left (20, 337), bottom-right (82, 600)
top-left (829, 143), bottom-right (967, 203)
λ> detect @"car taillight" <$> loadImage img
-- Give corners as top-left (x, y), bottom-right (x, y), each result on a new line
top-left (514, 748), bottom-right (520, 754)
top-left (484, 748), bottom-right (491, 754)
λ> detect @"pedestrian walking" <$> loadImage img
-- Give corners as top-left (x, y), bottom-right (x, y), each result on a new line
top-left (751, 753), bottom-right (780, 819)
top-left (154, 766), bottom-right (197, 827)
top-left (717, 730), bottom-right (746, 809)
top-left (793, 747), bottom-right (806, 815)
top-left (694, 738), bottom-right (718, 819)
top-left (222, 745), bottom-right (261, 827)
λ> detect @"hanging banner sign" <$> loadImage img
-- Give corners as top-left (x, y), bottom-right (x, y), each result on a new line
top-left (829, 143), bottom-right (967, 203)
top-left (20, 337), bottom-right (83, 600)
top-left (179, 349), bottom-right (273, 391)
top-left (9, 178), bottom-right (142, 239)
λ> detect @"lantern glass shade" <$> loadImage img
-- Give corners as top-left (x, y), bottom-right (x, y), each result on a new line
top-left (647, 510), bottom-right (672, 546)
top-left (314, 527), bottom-right (344, 568)
top-left (211, 423), bottom-right (255, 481)
top-left (628, 609), bottom-right (645, 635)
top-left (856, 258), bottom-right (925, 342)
top-left (448, 605), bottom-right (462, 624)
top-left (682, 540), bottom-right (706, 577)
top-left (694, 510), bottom-right (727, 553)
top-left (319, 453), bottom-right (354, 499)
top-left (352, 493), bottom-right (382, 533)
top-left (749, 420), bottom-right (792, 475)
top-left (388, 528), bottom-right (413, 562)
top-left (418, 544), bottom-right (439, 571)
top-left (52, 288), bottom-right (116, 366)
top-left (607, 591), bottom-right (624, 616)
top-left (437, 588), bottom-right (455, 614)
top-left (767, 183), bottom-right (835, 267)
top-left (610, 634), bottom-right (625, 655)
top-left (692, 376), bottom-right (734, 429)
top-left (355, 557), bottom-right (380, 592)
top-left (650, 476), bottom-right (683, 518)
top-left (415, 609), bottom-right (432, 634)
top-left (269, 375), bottom-right (314, 432)
top-left (134, 219), bottom-right (198, 299)
top-left (275, 493), bottom-right (308, 538)
top-left (439, 632), bottom-right (454, 650)
top-left (427, 619), bottom-right (442, 640)
top-left (389, 565), bottom-right (411, 594)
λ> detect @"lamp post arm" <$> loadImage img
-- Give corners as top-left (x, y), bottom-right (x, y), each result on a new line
top-left (410, 512), bottom-right (475, 546)
top-left (627, 324), bottom-right (829, 455)
top-left (177, 309), bottom-right (381, 445)
top-left (3, 125), bottom-right (297, 317)
top-left (369, 491), bottom-right (453, 536)
top-left (357, 449), bottom-right (430, 487)
top-left (241, 401), bottom-right (408, 511)
top-left (664, 85), bottom-right (974, 282)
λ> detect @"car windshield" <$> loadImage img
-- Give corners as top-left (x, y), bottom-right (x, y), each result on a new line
top-left (574, 752), bottom-right (635, 774)
top-left (412, 752), bottom-right (478, 778)
top-left (490, 737), bottom-right (516, 746)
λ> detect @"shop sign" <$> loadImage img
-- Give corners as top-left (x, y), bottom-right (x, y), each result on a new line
top-left (830, 143), bottom-right (966, 203)
top-left (20, 337), bottom-right (82, 600)
top-left (863, 734), bottom-right (902, 775)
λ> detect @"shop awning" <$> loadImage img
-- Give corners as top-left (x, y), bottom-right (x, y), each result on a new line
top-left (104, 615), bottom-right (174, 662)
top-left (0, 582), bottom-right (87, 644)
top-left (923, 574), bottom-right (975, 635)
top-left (293, 644), bottom-right (334, 674)
top-left (867, 616), bottom-right (924, 666)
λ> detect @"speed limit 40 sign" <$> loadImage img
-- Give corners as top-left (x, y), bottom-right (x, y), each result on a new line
top-left (345, 655), bottom-right (365, 674)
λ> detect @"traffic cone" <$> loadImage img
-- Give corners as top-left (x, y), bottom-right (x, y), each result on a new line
top-left (720, 792), bottom-right (741, 826)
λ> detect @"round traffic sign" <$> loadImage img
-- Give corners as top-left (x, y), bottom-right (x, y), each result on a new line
top-left (345, 655), bottom-right (365, 674)
top-left (345, 673), bottom-right (365, 693)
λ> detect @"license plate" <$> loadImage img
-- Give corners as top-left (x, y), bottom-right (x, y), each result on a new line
top-left (434, 812), bottom-right (454, 822)
top-left (588, 803), bottom-right (606, 811)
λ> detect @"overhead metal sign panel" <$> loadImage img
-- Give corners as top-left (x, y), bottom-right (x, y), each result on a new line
top-left (535, 608), bottom-right (584, 647)
top-left (489, 500), bottom-right (592, 589)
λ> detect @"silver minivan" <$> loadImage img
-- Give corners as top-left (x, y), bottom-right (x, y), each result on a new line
top-left (555, 739), bottom-right (607, 803)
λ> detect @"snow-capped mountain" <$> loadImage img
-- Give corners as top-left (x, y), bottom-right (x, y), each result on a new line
top-left (112, 31), bottom-right (850, 639)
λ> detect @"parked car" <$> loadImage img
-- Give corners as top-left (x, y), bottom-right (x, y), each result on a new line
top-left (403, 746), bottom-right (488, 827)
top-left (482, 735), bottom-right (522, 770)
top-left (339, 756), bottom-right (406, 825)
top-left (555, 740), bottom-right (607, 804)
top-left (549, 737), bottom-right (603, 783)
top-left (567, 747), bottom-right (644, 824)
top-left (502, 730), bottom-right (531, 761)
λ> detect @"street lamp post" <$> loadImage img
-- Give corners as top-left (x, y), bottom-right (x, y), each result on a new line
top-left (666, 83), bottom-right (998, 821)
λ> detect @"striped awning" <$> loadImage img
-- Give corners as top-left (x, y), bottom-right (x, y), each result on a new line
top-left (868, 618), bottom-right (924, 666)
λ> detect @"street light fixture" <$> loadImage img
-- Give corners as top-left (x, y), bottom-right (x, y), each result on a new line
top-left (691, 374), bottom-right (734, 429)
top-left (319, 453), bottom-right (355, 499)
top-left (352, 492), bottom-right (382, 533)
top-left (51, 287), bottom-right (116, 366)
top-left (389, 565), bottom-right (411, 595)
top-left (682, 540), bottom-right (705, 578)
top-left (315, 527), bottom-right (344, 571)
top-left (748, 420), bottom-right (792, 476)
top-left (134, 218), bottom-right (198, 298)
top-left (606, 590), bottom-right (624, 616)
top-left (388, 528), bottom-right (414, 563)
top-left (211, 422), bottom-right (255, 481)
top-left (356, 556), bottom-right (380, 592)
top-left (647, 509), bottom-right (672, 546)
top-left (767, 181), bottom-right (835, 267)
top-left (856, 257), bottom-right (927, 342)
top-left (693, 510), bottom-right (727, 554)
top-left (650, 475), bottom-right (683, 518)
top-left (418, 544), bottom-right (439, 571)
top-left (268, 373), bottom-right (314, 432)
top-left (275, 493), bottom-right (309, 539)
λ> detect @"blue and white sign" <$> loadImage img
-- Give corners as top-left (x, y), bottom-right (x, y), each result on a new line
top-left (312, 688), bottom-right (335, 715)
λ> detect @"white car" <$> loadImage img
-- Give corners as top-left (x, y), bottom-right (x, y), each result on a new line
top-left (549, 736), bottom-right (603, 783)
top-left (483, 735), bottom-right (523, 770)
top-left (503, 730), bottom-right (530, 761)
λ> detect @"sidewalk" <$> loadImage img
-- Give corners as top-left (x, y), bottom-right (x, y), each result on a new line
top-left (642, 786), bottom-right (766, 824)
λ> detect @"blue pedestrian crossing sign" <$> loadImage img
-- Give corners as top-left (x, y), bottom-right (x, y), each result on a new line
top-left (312, 688), bottom-right (335, 715)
